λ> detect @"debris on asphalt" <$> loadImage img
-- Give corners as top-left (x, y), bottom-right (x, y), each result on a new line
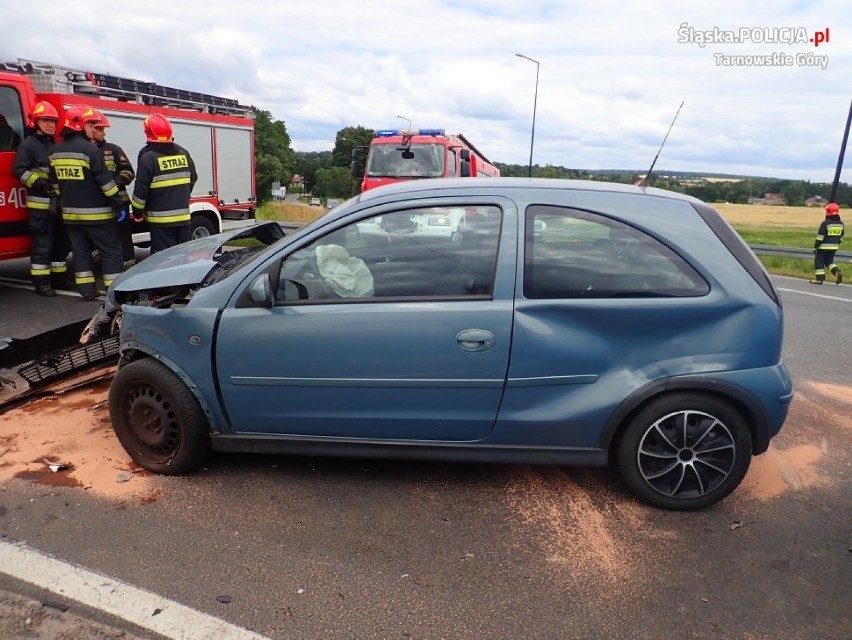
top-left (729, 521), bottom-right (744, 530)
top-left (115, 472), bottom-right (133, 484)
top-left (216, 595), bottom-right (232, 604)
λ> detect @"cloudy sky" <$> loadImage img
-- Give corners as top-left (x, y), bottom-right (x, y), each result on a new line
top-left (3, 0), bottom-right (849, 181)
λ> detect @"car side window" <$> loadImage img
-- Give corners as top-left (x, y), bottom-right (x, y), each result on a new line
top-left (524, 206), bottom-right (709, 299)
top-left (276, 206), bottom-right (502, 303)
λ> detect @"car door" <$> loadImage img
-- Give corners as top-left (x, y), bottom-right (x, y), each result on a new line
top-left (214, 199), bottom-right (518, 441)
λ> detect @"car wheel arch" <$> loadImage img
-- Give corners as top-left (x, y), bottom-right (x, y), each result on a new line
top-left (115, 348), bottom-right (223, 434)
top-left (599, 377), bottom-right (771, 457)
top-left (108, 357), bottom-right (213, 474)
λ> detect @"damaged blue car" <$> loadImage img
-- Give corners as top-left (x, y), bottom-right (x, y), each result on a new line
top-left (100, 178), bottom-right (793, 510)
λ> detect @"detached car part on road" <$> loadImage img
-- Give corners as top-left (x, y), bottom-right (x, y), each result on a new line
top-left (100, 179), bottom-right (793, 510)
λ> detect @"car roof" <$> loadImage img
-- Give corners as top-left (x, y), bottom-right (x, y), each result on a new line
top-left (353, 177), bottom-right (704, 206)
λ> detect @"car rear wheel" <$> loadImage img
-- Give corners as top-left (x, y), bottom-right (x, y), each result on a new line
top-left (617, 393), bottom-right (752, 510)
top-left (108, 358), bottom-right (212, 474)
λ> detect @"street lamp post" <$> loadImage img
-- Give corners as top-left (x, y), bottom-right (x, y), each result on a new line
top-left (515, 53), bottom-right (539, 178)
top-left (397, 115), bottom-right (412, 131)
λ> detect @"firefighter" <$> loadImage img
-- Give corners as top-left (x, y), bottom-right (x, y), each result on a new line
top-left (131, 114), bottom-right (197, 253)
top-left (12, 101), bottom-right (71, 297)
top-left (49, 104), bottom-right (126, 301)
top-left (810, 202), bottom-right (845, 285)
top-left (91, 110), bottom-right (136, 267)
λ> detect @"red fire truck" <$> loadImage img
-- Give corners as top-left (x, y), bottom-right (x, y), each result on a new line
top-left (0, 58), bottom-right (256, 262)
top-left (352, 128), bottom-right (500, 192)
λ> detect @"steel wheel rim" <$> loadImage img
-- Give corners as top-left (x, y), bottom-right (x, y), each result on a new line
top-left (123, 384), bottom-right (181, 462)
top-left (637, 409), bottom-right (736, 499)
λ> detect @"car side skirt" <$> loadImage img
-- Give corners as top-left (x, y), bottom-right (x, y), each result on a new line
top-left (211, 434), bottom-right (609, 467)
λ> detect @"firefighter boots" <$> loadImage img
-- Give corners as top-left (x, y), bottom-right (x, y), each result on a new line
top-left (79, 285), bottom-right (99, 301)
top-left (34, 282), bottom-right (57, 297)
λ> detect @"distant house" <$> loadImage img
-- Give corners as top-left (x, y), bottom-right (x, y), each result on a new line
top-left (805, 195), bottom-right (827, 207)
top-left (748, 192), bottom-right (787, 206)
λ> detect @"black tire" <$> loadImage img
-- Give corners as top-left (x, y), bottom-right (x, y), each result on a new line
top-left (616, 393), bottom-right (752, 510)
top-left (190, 215), bottom-right (217, 240)
top-left (108, 358), bottom-right (212, 474)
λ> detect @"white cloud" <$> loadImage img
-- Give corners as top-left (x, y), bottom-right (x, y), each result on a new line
top-left (2, 0), bottom-right (849, 180)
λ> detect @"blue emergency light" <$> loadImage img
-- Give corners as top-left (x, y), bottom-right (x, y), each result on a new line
top-left (375, 129), bottom-right (446, 137)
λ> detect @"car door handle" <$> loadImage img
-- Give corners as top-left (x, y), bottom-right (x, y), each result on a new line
top-left (456, 329), bottom-right (496, 352)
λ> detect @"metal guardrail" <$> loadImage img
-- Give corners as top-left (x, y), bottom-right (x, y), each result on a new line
top-left (750, 244), bottom-right (852, 262)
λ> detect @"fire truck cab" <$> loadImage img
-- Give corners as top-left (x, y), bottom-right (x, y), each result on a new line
top-left (352, 129), bottom-right (500, 193)
top-left (0, 58), bottom-right (256, 262)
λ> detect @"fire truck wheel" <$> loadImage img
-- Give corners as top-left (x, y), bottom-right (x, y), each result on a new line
top-left (109, 358), bottom-right (212, 474)
top-left (190, 216), bottom-right (217, 239)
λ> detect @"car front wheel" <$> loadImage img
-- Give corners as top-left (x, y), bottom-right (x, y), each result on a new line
top-left (617, 393), bottom-right (752, 510)
top-left (108, 358), bottom-right (212, 474)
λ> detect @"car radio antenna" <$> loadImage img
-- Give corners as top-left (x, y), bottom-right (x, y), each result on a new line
top-left (635, 101), bottom-right (684, 187)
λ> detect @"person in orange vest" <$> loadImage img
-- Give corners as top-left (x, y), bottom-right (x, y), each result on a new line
top-left (90, 110), bottom-right (136, 267)
top-left (809, 202), bottom-right (844, 285)
top-left (131, 114), bottom-right (197, 253)
top-left (12, 101), bottom-right (71, 296)
top-left (49, 104), bottom-right (126, 300)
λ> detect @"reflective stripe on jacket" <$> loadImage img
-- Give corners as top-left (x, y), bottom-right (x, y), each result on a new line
top-left (132, 142), bottom-right (198, 226)
top-left (13, 132), bottom-right (57, 214)
top-left (815, 218), bottom-right (845, 251)
top-left (49, 132), bottom-right (123, 225)
top-left (98, 140), bottom-right (135, 204)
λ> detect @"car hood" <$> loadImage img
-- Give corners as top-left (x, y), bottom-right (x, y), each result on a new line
top-left (111, 222), bottom-right (284, 295)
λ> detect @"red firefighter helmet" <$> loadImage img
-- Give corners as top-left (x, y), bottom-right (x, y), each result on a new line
top-left (64, 104), bottom-right (100, 132)
top-left (143, 114), bottom-right (173, 142)
top-left (825, 202), bottom-right (840, 216)
top-left (27, 101), bottom-right (59, 128)
top-left (93, 110), bottom-right (111, 128)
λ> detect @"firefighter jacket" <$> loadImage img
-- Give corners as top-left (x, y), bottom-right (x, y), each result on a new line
top-left (97, 140), bottom-right (135, 205)
top-left (814, 216), bottom-right (844, 251)
top-left (13, 131), bottom-right (58, 215)
top-left (132, 142), bottom-right (198, 226)
top-left (49, 131), bottom-right (124, 225)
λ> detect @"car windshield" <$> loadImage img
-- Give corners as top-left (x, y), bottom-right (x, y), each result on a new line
top-left (366, 143), bottom-right (445, 178)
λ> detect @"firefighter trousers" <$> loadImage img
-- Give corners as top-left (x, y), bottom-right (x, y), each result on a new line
top-left (28, 208), bottom-right (71, 286)
top-left (66, 224), bottom-right (124, 299)
top-left (814, 249), bottom-right (841, 282)
top-left (116, 217), bottom-right (136, 265)
top-left (150, 224), bottom-right (191, 254)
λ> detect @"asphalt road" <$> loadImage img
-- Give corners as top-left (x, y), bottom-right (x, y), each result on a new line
top-left (0, 275), bottom-right (850, 639)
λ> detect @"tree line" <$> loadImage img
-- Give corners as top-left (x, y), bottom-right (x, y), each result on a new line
top-left (253, 109), bottom-right (850, 207)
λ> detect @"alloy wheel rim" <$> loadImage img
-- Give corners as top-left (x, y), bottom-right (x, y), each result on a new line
top-left (637, 410), bottom-right (736, 499)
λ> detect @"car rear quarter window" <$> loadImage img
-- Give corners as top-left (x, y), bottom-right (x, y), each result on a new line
top-left (523, 205), bottom-right (709, 299)
top-left (691, 202), bottom-right (782, 307)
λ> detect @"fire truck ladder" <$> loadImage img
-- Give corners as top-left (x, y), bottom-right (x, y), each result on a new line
top-left (8, 58), bottom-right (252, 118)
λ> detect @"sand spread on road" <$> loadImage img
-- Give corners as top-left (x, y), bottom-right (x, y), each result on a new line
top-left (0, 371), bottom-right (840, 518)
top-left (0, 366), bottom-right (161, 501)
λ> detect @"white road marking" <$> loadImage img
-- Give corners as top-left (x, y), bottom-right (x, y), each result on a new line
top-left (0, 539), bottom-right (270, 640)
top-left (0, 277), bottom-right (101, 299)
top-left (777, 287), bottom-right (850, 302)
